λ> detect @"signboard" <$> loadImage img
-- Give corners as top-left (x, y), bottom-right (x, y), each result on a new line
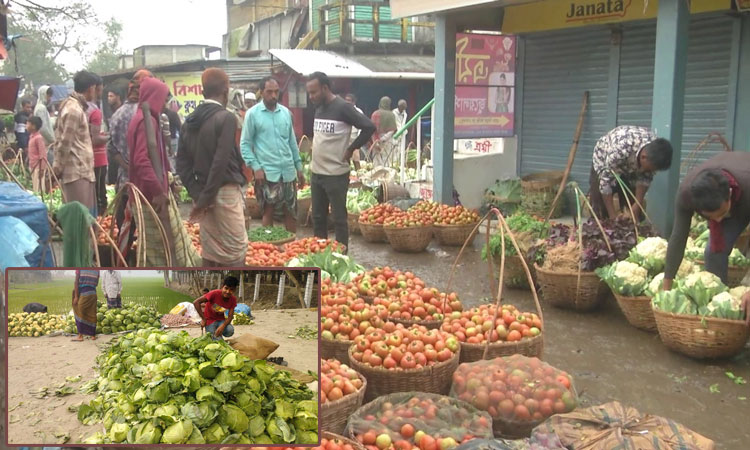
top-left (736, 0), bottom-right (750, 10)
top-left (454, 33), bottom-right (515, 139)
top-left (455, 137), bottom-right (505, 155)
top-left (503, 0), bottom-right (730, 34)
top-left (157, 72), bottom-right (205, 120)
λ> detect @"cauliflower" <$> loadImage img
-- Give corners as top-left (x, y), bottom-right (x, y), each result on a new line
top-left (729, 285), bottom-right (750, 300)
top-left (711, 291), bottom-right (741, 309)
top-left (684, 271), bottom-right (722, 290)
top-left (676, 259), bottom-right (698, 278)
top-left (597, 261), bottom-right (649, 296)
top-left (679, 271), bottom-right (728, 307)
top-left (705, 291), bottom-right (743, 320)
top-left (628, 237), bottom-right (668, 275)
top-left (613, 261), bottom-right (648, 283)
top-left (728, 248), bottom-right (750, 267)
top-left (647, 273), bottom-right (665, 297)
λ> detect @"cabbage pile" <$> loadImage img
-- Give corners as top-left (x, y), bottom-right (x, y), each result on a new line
top-left (65, 301), bottom-right (161, 335)
top-left (77, 329), bottom-right (317, 444)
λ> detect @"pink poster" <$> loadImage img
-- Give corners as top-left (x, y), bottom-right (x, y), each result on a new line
top-left (454, 33), bottom-right (516, 138)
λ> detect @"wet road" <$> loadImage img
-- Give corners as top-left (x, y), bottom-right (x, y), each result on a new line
top-left (342, 231), bottom-right (750, 450)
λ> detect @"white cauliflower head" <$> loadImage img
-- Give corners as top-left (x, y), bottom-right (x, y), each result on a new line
top-left (649, 273), bottom-right (665, 295)
top-left (684, 271), bottom-right (722, 289)
top-left (676, 259), bottom-right (698, 279)
top-left (613, 261), bottom-right (648, 285)
top-left (729, 285), bottom-right (750, 300)
top-left (711, 291), bottom-right (741, 309)
top-left (634, 237), bottom-right (668, 259)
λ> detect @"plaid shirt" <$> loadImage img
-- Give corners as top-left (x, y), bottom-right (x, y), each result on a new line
top-left (107, 101), bottom-right (138, 188)
top-left (53, 93), bottom-right (95, 184)
top-left (592, 125), bottom-right (656, 195)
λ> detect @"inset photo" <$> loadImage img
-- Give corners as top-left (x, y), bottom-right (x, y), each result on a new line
top-left (5, 267), bottom-right (320, 445)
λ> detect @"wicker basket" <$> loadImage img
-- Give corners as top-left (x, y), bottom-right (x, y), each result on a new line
top-left (348, 213), bottom-right (361, 235)
top-left (321, 338), bottom-right (353, 365)
top-left (494, 254), bottom-right (536, 289)
top-left (359, 222), bottom-right (388, 243)
top-left (459, 334), bottom-right (544, 364)
top-left (613, 293), bottom-right (657, 332)
top-left (433, 222), bottom-right (479, 247)
top-left (246, 197), bottom-right (262, 219)
top-left (390, 317), bottom-right (443, 330)
top-left (347, 346), bottom-right (461, 402)
top-left (520, 171), bottom-right (564, 218)
top-left (297, 196), bottom-right (312, 227)
top-left (384, 225), bottom-right (433, 253)
top-left (323, 432), bottom-right (367, 450)
top-left (534, 264), bottom-right (608, 311)
top-left (320, 375), bottom-right (367, 434)
top-left (267, 236), bottom-right (296, 247)
top-left (727, 265), bottom-right (748, 288)
top-left (736, 228), bottom-right (750, 253)
top-left (653, 308), bottom-right (750, 359)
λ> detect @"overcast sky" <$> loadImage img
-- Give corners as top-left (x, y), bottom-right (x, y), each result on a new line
top-left (57, 0), bottom-right (227, 71)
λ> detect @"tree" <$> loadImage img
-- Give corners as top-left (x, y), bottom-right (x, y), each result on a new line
top-left (86, 18), bottom-right (123, 76)
top-left (1, 1), bottom-right (98, 88)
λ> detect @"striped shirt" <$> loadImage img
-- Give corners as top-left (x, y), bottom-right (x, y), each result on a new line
top-left (77, 269), bottom-right (100, 295)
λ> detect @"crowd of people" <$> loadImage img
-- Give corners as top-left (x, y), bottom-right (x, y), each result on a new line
top-left (10, 66), bottom-right (422, 267)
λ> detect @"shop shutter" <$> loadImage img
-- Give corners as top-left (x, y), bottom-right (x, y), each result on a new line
top-left (520, 27), bottom-right (611, 186)
top-left (616, 21), bottom-right (656, 128)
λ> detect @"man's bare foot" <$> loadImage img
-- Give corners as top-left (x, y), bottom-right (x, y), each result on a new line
top-left (71, 337), bottom-right (84, 342)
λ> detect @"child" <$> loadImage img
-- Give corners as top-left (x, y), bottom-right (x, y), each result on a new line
top-left (26, 116), bottom-right (48, 193)
top-left (193, 276), bottom-right (239, 340)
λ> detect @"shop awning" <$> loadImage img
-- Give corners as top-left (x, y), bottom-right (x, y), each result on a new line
top-left (389, 0), bottom-right (541, 19)
top-left (269, 49), bottom-right (435, 80)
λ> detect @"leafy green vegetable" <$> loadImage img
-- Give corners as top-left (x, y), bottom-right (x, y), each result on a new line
top-left (346, 189), bottom-right (378, 214)
top-left (286, 246), bottom-right (365, 283)
top-left (482, 212), bottom-right (550, 259)
top-left (298, 186), bottom-right (312, 200)
top-left (248, 226), bottom-right (295, 243)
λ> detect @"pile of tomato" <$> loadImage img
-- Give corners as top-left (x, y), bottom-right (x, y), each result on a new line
top-left (451, 355), bottom-right (577, 426)
top-left (350, 324), bottom-right (459, 371)
top-left (96, 215), bottom-right (119, 245)
top-left (359, 204), bottom-right (398, 225)
top-left (321, 358), bottom-right (365, 403)
top-left (284, 237), bottom-right (344, 258)
top-left (411, 201), bottom-right (481, 225)
top-left (245, 241), bottom-right (287, 266)
top-left (383, 209), bottom-right (434, 228)
top-left (250, 436), bottom-right (359, 450)
top-left (349, 394), bottom-right (493, 450)
top-left (246, 185), bottom-right (256, 198)
top-left (440, 304), bottom-right (542, 344)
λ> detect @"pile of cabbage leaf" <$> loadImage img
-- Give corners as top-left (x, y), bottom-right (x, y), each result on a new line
top-left (76, 329), bottom-right (317, 444)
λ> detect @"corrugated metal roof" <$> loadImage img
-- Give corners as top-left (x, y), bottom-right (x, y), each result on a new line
top-left (100, 58), bottom-right (273, 83)
top-left (269, 49), bottom-right (434, 79)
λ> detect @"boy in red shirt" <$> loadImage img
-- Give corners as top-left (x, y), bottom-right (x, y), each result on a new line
top-left (27, 116), bottom-right (48, 193)
top-left (193, 276), bottom-right (240, 340)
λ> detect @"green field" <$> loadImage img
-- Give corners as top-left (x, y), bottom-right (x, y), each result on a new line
top-left (8, 278), bottom-right (193, 315)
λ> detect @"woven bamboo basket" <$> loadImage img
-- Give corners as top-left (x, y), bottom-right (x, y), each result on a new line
top-left (263, 236), bottom-right (295, 247)
top-left (433, 222), bottom-right (479, 247)
top-left (320, 374), bottom-right (368, 434)
top-left (390, 316), bottom-right (443, 330)
top-left (246, 197), bottom-right (262, 219)
top-left (613, 293), bottom-right (657, 332)
top-left (347, 345), bottom-right (461, 402)
top-left (323, 432), bottom-right (366, 450)
top-left (534, 264), bottom-right (607, 311)
top-left (384, 225), bottom-right (433, 253)
top-left (653, 308), bottom-right (750, 359)
top-left (297, 196), bottom-right (312, 226)
top-left (359, 221), bottom-right (387, 243)
top-left (321, 338), bottom-right (354, 364)
top-left (459, 334), bottom-right (544, 364)
top-left (348, 213), bottom-right (361, 235)
top-left (494, 254), bottom-right (537, 289)
top-left (520, 171), bottom-right (564, 219)
top-left (727, 265), bottom-right (748, 288)
top-left (736, 228), bottom-right (750, 253)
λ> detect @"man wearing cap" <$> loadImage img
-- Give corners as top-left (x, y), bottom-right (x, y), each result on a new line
top-left (244, 92), bottom-right (257, 109)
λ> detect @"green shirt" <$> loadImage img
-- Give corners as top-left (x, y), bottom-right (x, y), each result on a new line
top-left (240, 102), bottom-right (302, 183)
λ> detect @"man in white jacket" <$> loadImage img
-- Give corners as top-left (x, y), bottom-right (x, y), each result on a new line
top-left (101, 270), bottom-right (123, 309)
top-left (392, 99), bottom-right (408, 155)
top-left (33, 85), bottom-right (55, 146)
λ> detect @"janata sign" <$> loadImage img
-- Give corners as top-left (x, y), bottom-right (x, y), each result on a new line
top-left (503, 0), bottom-right (730, 33)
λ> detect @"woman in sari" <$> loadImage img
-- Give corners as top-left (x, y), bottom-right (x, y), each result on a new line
top-left (72, 269), bottom-right (100, 341)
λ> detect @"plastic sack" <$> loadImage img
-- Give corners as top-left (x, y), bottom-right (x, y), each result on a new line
top-left (531, 401), bottom-right (714, 450)
top-left (234, 303), bottom-right (252, 316)
top-left (344, 392), bottom-right (493, 450)
top-left (455, 434), bottom-right (566, 450)
top-left (450, 355), bottom-right (577, 437)
top-left (169, 304), bottom-right (188, 315)
top-left (0, 215), bottom-right (39, 270)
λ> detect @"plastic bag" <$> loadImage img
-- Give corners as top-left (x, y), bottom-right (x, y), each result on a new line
top-left (531, 401), bottom-right (714, 450)
top-left (450, 355), bottom-right (577, 436)
top-left (344, 392), bottom-right (493, 450)
top-left (0, 216), bottom-right (39, 270)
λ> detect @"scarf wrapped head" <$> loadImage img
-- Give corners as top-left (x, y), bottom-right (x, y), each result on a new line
top-left (127, 69), bottom-right (154, 103)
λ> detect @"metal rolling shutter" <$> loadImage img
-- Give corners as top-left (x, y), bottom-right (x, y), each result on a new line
top-left (680, 14), bottom-right (734, 176)
top-left (520, 27), bottom-right (611, 186)
top-left (616, 21), bottom-right (656, 128)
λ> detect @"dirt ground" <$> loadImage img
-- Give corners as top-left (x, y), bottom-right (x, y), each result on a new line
top-left (6, 309), bottom-right (318, 445)
top-left (338, 230), bottom-right (750, 450)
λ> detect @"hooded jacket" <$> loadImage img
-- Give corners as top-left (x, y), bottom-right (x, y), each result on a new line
top-left (176, 100), bottom-right (247, 209)
top-left (127, 77), bottom-right (170, 202)
top-left (33, 85), bottom-right (55, 145)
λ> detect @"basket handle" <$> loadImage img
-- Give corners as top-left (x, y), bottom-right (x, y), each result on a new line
top-left (443, 207), bottom-right (544, 360)
top-left (680, 132), bottom-right (732, 175)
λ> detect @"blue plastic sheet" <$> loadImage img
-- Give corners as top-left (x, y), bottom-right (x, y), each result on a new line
top-left (0, 182), bottom-right (54, 267)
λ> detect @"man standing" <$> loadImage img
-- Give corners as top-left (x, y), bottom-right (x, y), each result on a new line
top-left (306, 72), bottom-right (375, 250)
top-left (101, 269), bottom-right (123, 309)
top-left (244, 92), bottom-right (257, 109)
top-left (26, 116), bottom-right (48, 192)
top-left (590, 125), bottom-right (673, 220)
top-left (33, 86), bottom-right (55, 146)
top-left (14, 100), bottom-right (32, 154)
top-left (193, 276), bottom-right (239, 340)
top-left (53, 71), bottom-right (97, 217)
top-left (87, 73), bottom-right (110, 216)
top-left (241, 76), bottom-right (304, 232)
top-left (107, 86), bottom-right (123, 115)
top-left (177, 68), bottom-right (248, 267)
top-left (392, 99), bottom-right (408, 154)
top-left (663, 152), bottom-right (750, 288)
